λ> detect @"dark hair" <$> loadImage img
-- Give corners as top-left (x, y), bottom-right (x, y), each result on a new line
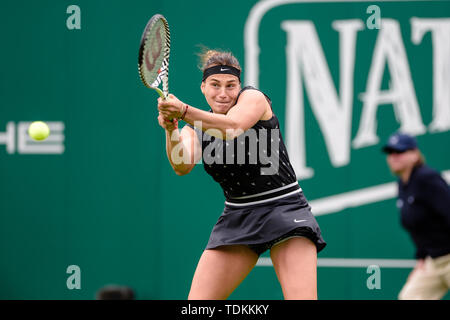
top-left (95, 285), bottom-right (135, 300)
top-left (414, 149), bottom-right (426, 167)
top-left (198, 49), bottom-right (241, 72)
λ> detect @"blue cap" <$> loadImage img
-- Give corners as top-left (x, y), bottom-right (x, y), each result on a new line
top-left (382, 132), bottom-right (418, 153)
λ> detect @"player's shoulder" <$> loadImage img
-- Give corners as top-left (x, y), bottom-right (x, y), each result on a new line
top-left (183, 122), bottom-right (204, 138)
top-left (183, 122), bottom-right (199, 133)
top-left (238, 86), bottom-right (265, 98)
top-left (237, 86), bottom-right (271, 104)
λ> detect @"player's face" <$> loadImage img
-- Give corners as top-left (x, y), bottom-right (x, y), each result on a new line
top-left (201, 74), bottom-right (241, 114)
top-left (386, 149), bottom-right (419, 174)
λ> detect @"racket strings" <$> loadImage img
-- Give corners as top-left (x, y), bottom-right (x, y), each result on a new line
top-left (138, 14), bottom-right (171, 99)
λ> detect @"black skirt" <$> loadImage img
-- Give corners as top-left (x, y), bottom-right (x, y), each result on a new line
top-left (206, 191), bottom-right (326, 256)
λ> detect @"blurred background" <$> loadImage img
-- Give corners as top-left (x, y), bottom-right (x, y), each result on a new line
top-left (0, 0), bottom-right (449, 299)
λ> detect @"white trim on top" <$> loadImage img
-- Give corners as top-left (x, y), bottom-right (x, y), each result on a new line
top-left (225, 188), bottom-right (302, 206)
top-left (228, 181), bottom-right (299, 199)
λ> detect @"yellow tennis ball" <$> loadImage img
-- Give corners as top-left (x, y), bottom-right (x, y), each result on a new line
top-left (28, 121), bottom-right (50, 141)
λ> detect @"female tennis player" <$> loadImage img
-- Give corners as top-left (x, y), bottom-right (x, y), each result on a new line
top-left (157, 50), bottom-right (326, 300)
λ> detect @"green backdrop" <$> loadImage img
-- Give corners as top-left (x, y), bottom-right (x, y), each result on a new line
top-left (1, 0), bottom-right (449, 299)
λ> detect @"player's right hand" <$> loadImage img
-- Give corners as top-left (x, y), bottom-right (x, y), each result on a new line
top-left (158, 112), bottom-right (178, 131)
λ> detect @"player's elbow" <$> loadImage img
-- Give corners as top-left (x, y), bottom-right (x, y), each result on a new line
top-left (223, 121), bottom-right (246, 140)
top-left (173, 165), bottom-right (194, 176)
top-left (174, 169), bottom-right (189, 176)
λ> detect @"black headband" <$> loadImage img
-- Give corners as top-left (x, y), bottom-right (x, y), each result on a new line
top-left (202, 65), bottom-right (241, 82)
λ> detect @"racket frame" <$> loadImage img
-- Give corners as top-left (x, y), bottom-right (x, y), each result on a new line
top-left (138, 14), bottom-right (171, 99)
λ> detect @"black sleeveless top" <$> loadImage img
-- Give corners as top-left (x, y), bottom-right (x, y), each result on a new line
top-left (186, 86), bottom-right (299, 204)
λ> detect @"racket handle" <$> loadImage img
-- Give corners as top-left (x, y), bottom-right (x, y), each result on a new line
top-left (154, 87), bottom-right (166, 99)
top-left (155, 88), bottom-right (175, 123)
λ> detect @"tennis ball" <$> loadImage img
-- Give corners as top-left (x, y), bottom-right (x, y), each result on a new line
top-left (28, 121), bottom-right (50, 141)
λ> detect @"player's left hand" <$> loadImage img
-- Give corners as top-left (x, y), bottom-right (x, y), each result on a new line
top-left (158, 94), bottom-right (184, 120)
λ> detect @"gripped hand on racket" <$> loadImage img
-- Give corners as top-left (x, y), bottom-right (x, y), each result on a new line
top-left (158, 112), bottom-right (178, 131)
top-left (157, 94), bottom-right (186, 121)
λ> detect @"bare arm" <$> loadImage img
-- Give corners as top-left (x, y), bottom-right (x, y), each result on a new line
top-left (158, 90), bottom-right (269, 140)
top-left (158, 114), bottom-right (201, 175)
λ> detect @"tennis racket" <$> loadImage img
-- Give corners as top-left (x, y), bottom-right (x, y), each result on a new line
top-left (138, 14), bottom-right (170, 99)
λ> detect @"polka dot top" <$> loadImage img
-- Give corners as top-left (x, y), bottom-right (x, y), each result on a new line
top-left (186, 86), bottom-right (299, 204)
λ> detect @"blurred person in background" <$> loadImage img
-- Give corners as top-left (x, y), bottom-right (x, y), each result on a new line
top-left (95, 285), bottom-right (135, 300)
top-left (382, 132), bottom-right (450, 300)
